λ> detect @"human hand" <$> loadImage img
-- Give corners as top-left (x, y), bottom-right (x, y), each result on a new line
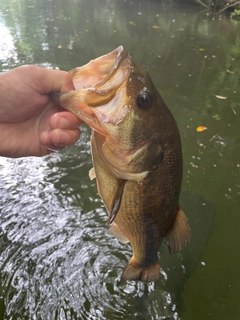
top-left (0, 65), bottom-right (82, 158)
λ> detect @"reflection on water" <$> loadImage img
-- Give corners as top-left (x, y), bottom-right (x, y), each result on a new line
top-left (0, 129), bottom-right (215, 320)
top-left (0, 0), bottom-right (240, 319)
top-left (0, 21), bottom-right (17, 65)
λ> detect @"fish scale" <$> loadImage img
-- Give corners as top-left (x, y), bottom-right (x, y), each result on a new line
top-left (52, 46), bottom-right (191, 283)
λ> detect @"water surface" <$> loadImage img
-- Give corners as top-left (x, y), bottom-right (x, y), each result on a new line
top-left (0, 0), bottom-right (240, 319)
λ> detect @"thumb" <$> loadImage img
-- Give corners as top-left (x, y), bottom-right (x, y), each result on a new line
top-left (37, 67), bottom-right (75, 94)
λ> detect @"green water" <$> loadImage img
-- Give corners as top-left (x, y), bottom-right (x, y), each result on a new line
top-left (0, 0), bottom-right (240, 319)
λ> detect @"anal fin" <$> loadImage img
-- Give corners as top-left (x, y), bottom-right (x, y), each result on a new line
top-left (166, 207), bottom-right (191, 254)
top-left (107, 223), bottom-right (129, 243)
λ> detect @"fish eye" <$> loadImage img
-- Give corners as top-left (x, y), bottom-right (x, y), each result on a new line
top-left (137, 89), bottom-right (152, 109)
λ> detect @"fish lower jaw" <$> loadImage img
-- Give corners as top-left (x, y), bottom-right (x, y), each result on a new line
top-left (121, 260), bottom-right (160, 283)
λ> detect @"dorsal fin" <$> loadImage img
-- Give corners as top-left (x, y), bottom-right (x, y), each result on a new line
top-left (107, 179), bottom-right (126, 226)
top-left (165, 207), bottom-right (191, 254)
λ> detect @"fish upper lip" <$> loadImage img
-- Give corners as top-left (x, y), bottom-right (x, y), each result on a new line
top-left (73, 47), bottom-right (131, 133)
top-left (71, 46), bottom-right (130, 91)
top-left (51, 46), bottom-right (131, 136)
top-left (96, 46), bottom-right (129, 88)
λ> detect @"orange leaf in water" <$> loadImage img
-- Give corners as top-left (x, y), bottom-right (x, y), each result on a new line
top-left (152, 25), bottom-right (159, 29)
top-left (196, 126), bottom-right (207, 132)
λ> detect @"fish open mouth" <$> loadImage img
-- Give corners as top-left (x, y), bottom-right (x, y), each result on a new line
top-left (52, 46), bottom-right (131, 135)
top-left (72, 46), bottom-right (129, 90)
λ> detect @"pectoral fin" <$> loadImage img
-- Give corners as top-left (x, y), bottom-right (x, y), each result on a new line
top-left (90, 132), bottom-right (126, 225)
top-left (166, 207), bottom-right (191, 254)
top-left (107, 179), bottom-right (126, 226)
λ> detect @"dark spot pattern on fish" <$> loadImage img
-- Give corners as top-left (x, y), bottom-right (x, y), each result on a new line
top-left (152, 150), bottom-right (164, 166)
top-left (52, 46), bottom-right (191, 283)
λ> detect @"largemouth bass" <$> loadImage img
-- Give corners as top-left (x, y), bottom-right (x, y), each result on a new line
top-left (53, 46), bottom-right (190, 283)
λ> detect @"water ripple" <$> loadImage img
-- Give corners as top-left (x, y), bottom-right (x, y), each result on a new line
top-left (0, 138), bottom-right (211, 319)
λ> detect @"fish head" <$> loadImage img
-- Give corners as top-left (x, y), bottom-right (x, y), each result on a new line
top-left (54, 46), bottom-right (131, 135)
top-left (53, 46), bottom-right (181, 181)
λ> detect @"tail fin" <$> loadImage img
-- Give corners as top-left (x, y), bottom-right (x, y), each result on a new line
top-left (121, 261), bottom-right (160, 283)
